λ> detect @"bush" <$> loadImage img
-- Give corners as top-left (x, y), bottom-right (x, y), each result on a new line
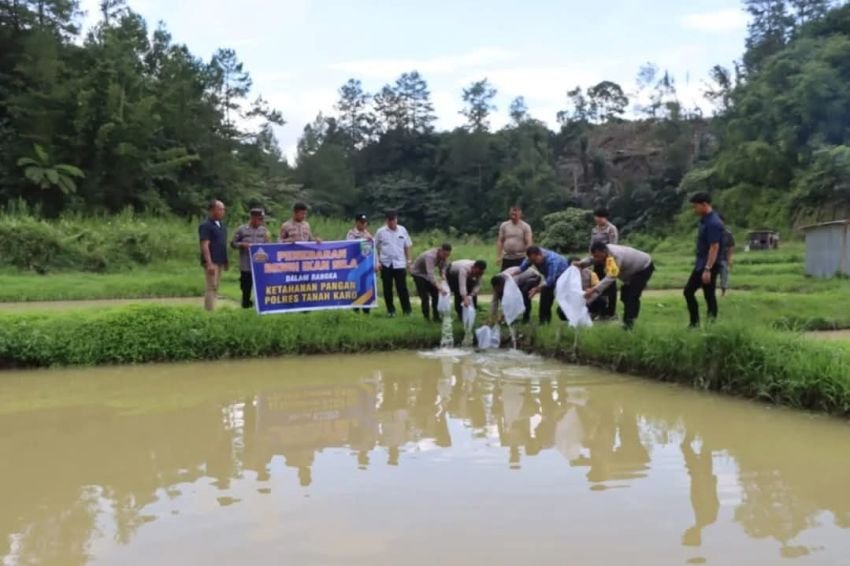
top-left (539, 207), bottom-right (593, 253)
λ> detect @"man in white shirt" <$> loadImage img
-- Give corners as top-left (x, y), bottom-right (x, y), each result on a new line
top-left (374, 211), bottom-right (413, 318)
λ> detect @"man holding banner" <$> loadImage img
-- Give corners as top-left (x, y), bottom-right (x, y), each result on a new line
top-left (347, 213), bottom-right (373, 315)
top-left (231, 208), bottom-right (271, 309)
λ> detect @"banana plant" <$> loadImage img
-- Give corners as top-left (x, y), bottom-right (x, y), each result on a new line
top-left (17, 144), bottom-right (85, 195)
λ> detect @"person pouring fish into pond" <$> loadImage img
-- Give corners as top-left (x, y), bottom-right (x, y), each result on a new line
top-left (514, 246), bottom-right (570, 325)
top-left (447, 259), bottom-right (487, 321)
top-left (574, 242), bottom-right (655, 330)
top-left (411, 243), bottom-right (453, 322)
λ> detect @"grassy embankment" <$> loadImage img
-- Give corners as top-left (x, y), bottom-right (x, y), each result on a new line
top-left (1, 304), bottom-right (849, 416)
top-left (0, 211), bottom-right (840, 301)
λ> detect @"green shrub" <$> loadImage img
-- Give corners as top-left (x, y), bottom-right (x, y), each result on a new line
top-left (540, 207), bottom-right (593, 253)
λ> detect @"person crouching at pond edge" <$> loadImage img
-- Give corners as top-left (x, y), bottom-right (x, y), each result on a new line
top-left (198, 200), bottom-right (228, 312)
top-left (447, 259), bottom-right (487, 321)
top-left (231, 208), bottom-right (270, 309)
top-left (516, 246), bottom-right (568, 325)
top-left (684, 192), bottom-right (723, 328)
top-left (411, 243), bottom-right (452, 322)
top-left (576, 243), bottom-right (655, 330)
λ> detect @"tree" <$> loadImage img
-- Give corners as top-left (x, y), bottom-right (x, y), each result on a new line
top-left (587, 81), bottom-right (629, 123)
top-left (99, 0), bottom-right (127, 25)
top-left (744, 0), bottom-right (793, 71)
top-left (208, 48), bottom-right (252, 128)
top-left (789, 0), bottom-right (833, 27)
top-left (703, 65), bottom-right (735, 112)
top-left (557, 87), bottom-right (591, 125)
top-left (373, 84), bottom-right (404, 133)
top-left (509, 96), bottom-right (529, 126)
top-left (335, 78), bottom-right (373, 149)
top-left (460, 78), bottom-right (497, 132)
top-left (17, 144), bottom-right (84, 194)
top-left (394, 71), bottom-right (436, 133)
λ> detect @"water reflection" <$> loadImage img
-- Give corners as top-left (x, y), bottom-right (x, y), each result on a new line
top-left (2, 353), bottom-right (850, 564)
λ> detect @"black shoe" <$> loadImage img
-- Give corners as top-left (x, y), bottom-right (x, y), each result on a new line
top-left (388, 312), bottom-right (396, 319)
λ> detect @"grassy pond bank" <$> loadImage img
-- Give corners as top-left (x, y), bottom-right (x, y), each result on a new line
top-left (2, 304), bottom-right (849, 417)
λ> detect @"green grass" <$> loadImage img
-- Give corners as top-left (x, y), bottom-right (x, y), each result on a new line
top-left (2, 302), bottom-right (850, 417)
top-left (0, 305), bottom-right (443, 368)
top-left (532, 322), bottom-right (850, 416)
top-left (2, 211), bottom-right (836, 301)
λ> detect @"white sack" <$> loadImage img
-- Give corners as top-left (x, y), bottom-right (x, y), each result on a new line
top-left (462, 304), bottom-right (477, 331)
top-left (555, 266), bottom-right (593, 329)
top-left (436, 282), bottom-right (451, 315)
top-left (501, 275), bottom-right (526, 326)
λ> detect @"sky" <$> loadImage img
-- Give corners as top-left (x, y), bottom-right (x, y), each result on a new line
top-left (79, 0), bottom-right (749, 161)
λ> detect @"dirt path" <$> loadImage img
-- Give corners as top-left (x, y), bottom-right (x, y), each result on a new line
top-left (0, 297), bottom-right (238, 313)
top-left (0, 288), bottom-right (746, 314)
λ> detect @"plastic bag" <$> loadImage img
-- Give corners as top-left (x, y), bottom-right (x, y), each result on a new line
top-left (436, 282), bottom-right (451, 315)
top-left (475, 325), bottom-right (501, 350)
top-left (489, 325), bottom-right (501, 349)
top-left (555, 266), bottom-right (593, 328)
top-left (475, 326), bottom-right (492, 349)
top-left (462, 304), bottom-right (477, 331)
top-left (501, 275), bottom-right (525, 326)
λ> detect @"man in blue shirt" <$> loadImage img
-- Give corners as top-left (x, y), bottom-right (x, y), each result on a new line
top-left (516, 246), bottom-right (568, 324)
top-left (684, 193), bottom-right (724, 327)
top-left (198, 200), bottom-right (228, 311)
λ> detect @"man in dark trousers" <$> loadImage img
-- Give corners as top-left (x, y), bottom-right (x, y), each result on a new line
top-left (577, 243), bottom-right (655, 330)
top-left (516, 246), bottom-right (569, 325)
top-left (231, 208), bottom-right (270, 309)
top-left (590, 208), bottom-right (619, 320)
top-left (374, 212), bottom-right (413, 318)
top-left (684, 193), bottom-right (724, 328)
top-left (496, 206), bottom-right (533, 271)
top-left (411, 243), bottom-right (453, 322)
top-left (447, 259), bottom-right (487, 321)
top-left (198, 200), bottom-right (228, 312)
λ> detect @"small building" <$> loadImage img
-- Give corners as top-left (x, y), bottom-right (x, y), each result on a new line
top-left (747, 230), bottom-right (780, 250)
top-left (802, 220), bottom-right (850, 279)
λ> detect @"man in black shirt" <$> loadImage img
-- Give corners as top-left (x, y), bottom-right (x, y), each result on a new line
top-left (684, 193), bottom-right (724, 327)
top-left (198, 200), bottom-right (228, 311)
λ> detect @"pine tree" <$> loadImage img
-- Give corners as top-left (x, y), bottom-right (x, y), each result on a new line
top-left (460, 78), bottom-right (497, 132)
top-left (394, 71), bottom-right (436, 134)
top-left (335, 78), bottom-right (373, 149)
top-left (508, 96), bottom-right (529, 126)
top-left (744, 0), bottom-right (793, 71)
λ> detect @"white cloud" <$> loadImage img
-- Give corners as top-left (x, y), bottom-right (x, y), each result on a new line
top-left (328, 47), bottom-right (517, 79)
top-left (681, 9), bottom-right (749, 33)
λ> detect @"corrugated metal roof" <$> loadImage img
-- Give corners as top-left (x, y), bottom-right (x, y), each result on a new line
top-left (800, 220), bottom-right (850, 231)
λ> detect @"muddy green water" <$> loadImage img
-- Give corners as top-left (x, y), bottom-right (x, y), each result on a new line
top-left (2, 352), bottom-right (850, 566)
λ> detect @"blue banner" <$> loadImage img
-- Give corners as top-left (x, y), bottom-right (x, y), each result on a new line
top-left (249, 240), bottom-right (377, 314)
